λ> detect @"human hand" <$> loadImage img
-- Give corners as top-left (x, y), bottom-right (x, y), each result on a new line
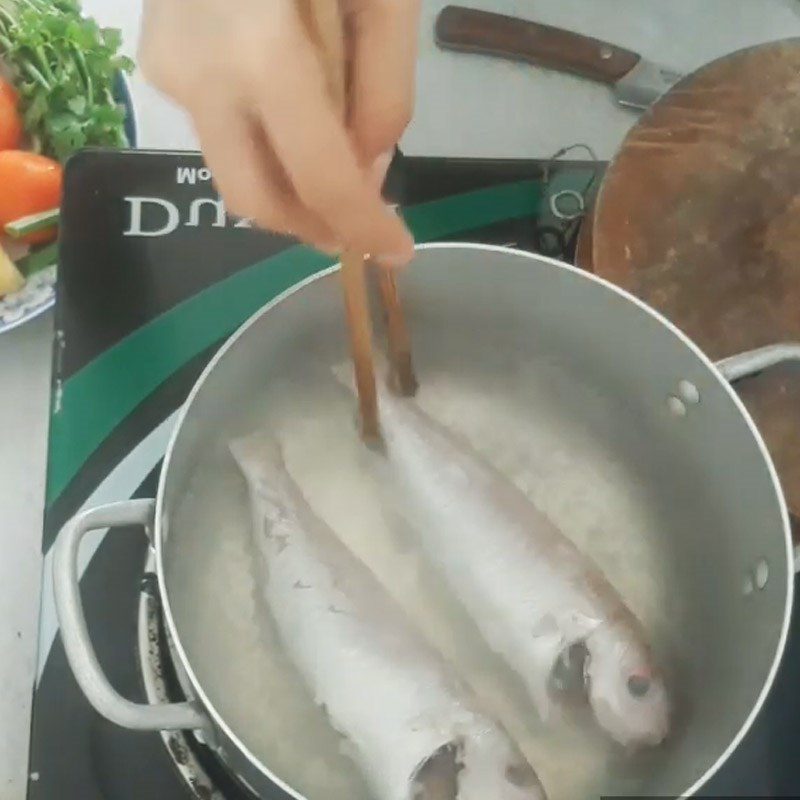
top-left (139, 0), bottom-right (419, 266)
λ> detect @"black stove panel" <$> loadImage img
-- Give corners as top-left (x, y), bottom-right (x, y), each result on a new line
top-left (30, 150), bottom-right (800, 799)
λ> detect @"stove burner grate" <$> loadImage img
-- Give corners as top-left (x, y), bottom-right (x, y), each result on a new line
top-left (138, 564), bottom-right (260, 800)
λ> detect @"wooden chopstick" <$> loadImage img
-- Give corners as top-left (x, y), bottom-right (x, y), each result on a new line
top-left (299, 0), bottom-right (417, 441)
top-left (376, 264), bottom-right (418, 396)
top-left (340, 252), bottom-right (381, 441)
top-left (298, 0), bottom-right (380, 441)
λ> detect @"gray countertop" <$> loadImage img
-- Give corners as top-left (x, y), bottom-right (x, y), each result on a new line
top-left (1, 2), bottom-right (798, 798)
top-left (403, 0), bottom-right (800, 160)
top-left (0, 3), bottom-right (198, 796)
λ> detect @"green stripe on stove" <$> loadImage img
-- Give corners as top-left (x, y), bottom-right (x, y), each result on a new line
top-left (46, 179), bottom-right (543, 505)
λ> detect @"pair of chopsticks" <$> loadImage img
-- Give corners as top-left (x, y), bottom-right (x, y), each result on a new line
top-left (299, 0), bottom-right (417, 442)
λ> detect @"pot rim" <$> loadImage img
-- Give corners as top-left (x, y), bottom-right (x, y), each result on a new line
top-left (154, 242), bottom-right (794, 799)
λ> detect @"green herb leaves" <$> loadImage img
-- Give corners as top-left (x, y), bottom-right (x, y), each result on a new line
top-left (0, 0), bottom-right (133, 161)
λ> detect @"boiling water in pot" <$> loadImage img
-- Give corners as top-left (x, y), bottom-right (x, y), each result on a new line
top-left (167, 338), bottom-right (683, 800)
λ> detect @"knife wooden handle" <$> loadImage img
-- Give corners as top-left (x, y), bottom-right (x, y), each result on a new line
top-left (435, 5), bottom-right (641, 85)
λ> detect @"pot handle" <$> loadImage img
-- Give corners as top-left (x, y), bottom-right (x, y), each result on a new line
top-left (716, 343), bottom-right (800, 574)
top-left (53, 498), bottom-right (210, 731)
top-left (716, 343), bottom-right (800, 383)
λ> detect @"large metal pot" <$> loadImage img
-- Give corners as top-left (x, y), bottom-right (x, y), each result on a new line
top-left (53, 244), bottom-right (795, 799)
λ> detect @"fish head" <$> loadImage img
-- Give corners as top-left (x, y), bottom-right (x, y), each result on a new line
top-left (414, 736), bottom-right (547, 800)
top-left (584, 622), bottom-right (669, 747)
top-left (458, 734), bottom-right (547, 800)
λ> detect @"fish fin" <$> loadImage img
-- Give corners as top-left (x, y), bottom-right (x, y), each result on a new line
top-left (569, 610), bottom-right (603, 638)
top-left (229, 430), bottom-right (287, 496)
top-left (527, 631), bottom-right (566, 723)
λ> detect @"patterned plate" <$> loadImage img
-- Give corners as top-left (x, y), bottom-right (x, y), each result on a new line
top-left (0, 264), bottom-right (57, 332)
top-left (0, 73), bottom-right (137, 335)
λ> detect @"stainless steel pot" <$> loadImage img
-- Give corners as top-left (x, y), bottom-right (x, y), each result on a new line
top-left (53, 244), bottom-right (796, 799)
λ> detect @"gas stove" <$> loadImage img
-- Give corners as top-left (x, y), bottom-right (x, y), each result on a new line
top-left (28, 149), bottom-right (800, 799)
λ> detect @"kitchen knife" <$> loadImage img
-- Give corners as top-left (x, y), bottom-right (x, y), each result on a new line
top-left (435, 5), bottom-right (683, 111)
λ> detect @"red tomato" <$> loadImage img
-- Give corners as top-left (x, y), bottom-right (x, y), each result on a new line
top-left (0, 151), bottom-right (62, 244)
top-left (0, 79), bottom-right (22, 151)
top-left (0, 78), bottom-right (18, 106)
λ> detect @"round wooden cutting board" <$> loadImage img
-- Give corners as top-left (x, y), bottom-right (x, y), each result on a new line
top-left (587, 39), bottom-right (800, 527)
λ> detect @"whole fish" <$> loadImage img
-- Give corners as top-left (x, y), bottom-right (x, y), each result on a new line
top-left (231, 432), bottom-right (547, 800)
top-left (333, 368), bottom-right (670, 748)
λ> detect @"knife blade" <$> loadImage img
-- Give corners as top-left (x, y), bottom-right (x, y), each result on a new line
top-left (435, 5), bottom-right (683, 111)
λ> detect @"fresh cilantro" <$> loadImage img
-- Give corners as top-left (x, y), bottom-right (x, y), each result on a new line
top-left (0, 0), bottom-right (133, 161)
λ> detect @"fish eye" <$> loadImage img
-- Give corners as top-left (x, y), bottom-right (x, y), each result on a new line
top-left (627, 674), bottom-right (651, 698)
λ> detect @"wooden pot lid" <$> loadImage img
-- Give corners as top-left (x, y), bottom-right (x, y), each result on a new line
top-left (590, 39), bottom-right (800, 529)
